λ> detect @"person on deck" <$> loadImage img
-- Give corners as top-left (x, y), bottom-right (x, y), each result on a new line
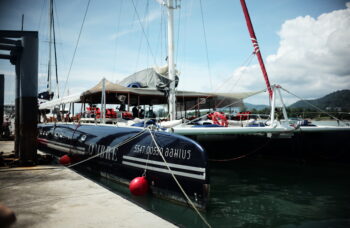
top-left (132, 106), bottom-right (139, 118)
top-left (139, 109), bottom-right (145, 119)
top-left (119, 104), bottom-right (126, 111)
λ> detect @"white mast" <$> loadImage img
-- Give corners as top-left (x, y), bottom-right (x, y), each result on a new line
top-left (166, 0), bottom-right (176, 121)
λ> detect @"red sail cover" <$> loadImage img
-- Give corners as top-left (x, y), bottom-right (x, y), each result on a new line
top-left (240, 0), bottom-right (273, 100)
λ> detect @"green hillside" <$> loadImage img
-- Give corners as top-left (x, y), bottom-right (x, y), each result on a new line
top-left (289, 90), bottom-right (350, 111)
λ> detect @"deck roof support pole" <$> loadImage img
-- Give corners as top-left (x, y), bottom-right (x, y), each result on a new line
top-left (101, 78), bottom-right (106, 124)
top-left (197, 97), bottom-right (200, 117)
top-left (0, 74), bottom-right (4, 135)
top-left (276, 86), bottom-right (288, 120)
top-left (270, 86), bottom-right (276, 124)
top-left (137, 95), bottom-right (140, 118)
top-left (127, 93), bottom-right (130, 112)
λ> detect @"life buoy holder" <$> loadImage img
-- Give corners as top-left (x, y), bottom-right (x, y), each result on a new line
top-left (212, 112), bottom-right (228, 127)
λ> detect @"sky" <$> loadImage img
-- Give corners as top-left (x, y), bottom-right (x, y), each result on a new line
top-left (0, 0), bottom-right (349, 106)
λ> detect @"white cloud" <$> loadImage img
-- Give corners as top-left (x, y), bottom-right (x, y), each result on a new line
top-left (226, 3), bottom-right (350, 104)
top-left (109, 28), bottom-right (138, 40)
top-left (136, 9), bottom-right (161, 25)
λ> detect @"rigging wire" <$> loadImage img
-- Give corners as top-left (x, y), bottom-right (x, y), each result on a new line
top-left (134, 2), bottom-right (149, 72)
top-left (112, 0), bottom-right (124, 82)
top-left (226, 53), bottom-right (255, 91)
top-left (155, 4), bottom-right (165, 64)
top-left (280, 87), bottom-right (348, 125)
top-left (214, 53), bottom-right (255, 109)
top-left (53, 0), bottom-right (68, 90)
top-left (47, 0), bottom-right (53, 93)
top-left (159, 6), bottom-right (164, 62)
top-left (38, 0), bottom-right (50, 94)
top-left (183, 88), bottom-right (266, 125)
top-left (145, 0), bottom-right (150, 67)
top-left (128, 0), bottom-right (140, 46)
top-left (131, 0), bottom-right (158, 68)
top-left (182, 52), bottom-right (256, 115)
top-left (199, 0), bottom-right (213, 91)
top-left (51, 4), bottom-right (60, 98)
top-left (62, 0), bottom-right (91, 98)
top-left (37, 0), bottom-right (46, 32)
top-left (134, 0), bottom-right (150, 71)
top-left (175, 0), bottom-right (182, 63)
top-left (178, 0), bottom-right (195, 113)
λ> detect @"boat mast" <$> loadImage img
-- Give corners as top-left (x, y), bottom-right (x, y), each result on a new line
top-left (166, 0), bottom-right (176, 121)
top-left (240, 0), bottom-right (273, 100)
top-left (47, 0), bottom-right (53, 96)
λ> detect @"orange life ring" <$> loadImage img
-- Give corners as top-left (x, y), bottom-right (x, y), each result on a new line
top-left (212, 112), bottom-right (228, 127)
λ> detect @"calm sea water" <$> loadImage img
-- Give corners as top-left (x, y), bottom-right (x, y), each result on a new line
top-left (78, 121), bottom-right (350, 227)
top-left (79, 159), bottom-right (350, 228)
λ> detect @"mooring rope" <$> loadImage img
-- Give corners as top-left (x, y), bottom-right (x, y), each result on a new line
top-left (0, 129), bottom-right (148, 190)
top-left (147, 128), bottom-right (212, 228)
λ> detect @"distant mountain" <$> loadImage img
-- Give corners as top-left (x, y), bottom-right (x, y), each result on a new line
top-left (244, 103), bottom-right (269, 111)
top-left (289, 90), bottom-right (350, 111)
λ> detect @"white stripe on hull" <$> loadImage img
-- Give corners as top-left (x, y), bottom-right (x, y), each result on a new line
top-left (122, 161), bottom-right (206, 180)
top-left (123, 155), bottom-right (205, 172)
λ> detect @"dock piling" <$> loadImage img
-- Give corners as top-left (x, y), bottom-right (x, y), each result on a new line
top-left (0, 74), bottom-right (4, 136)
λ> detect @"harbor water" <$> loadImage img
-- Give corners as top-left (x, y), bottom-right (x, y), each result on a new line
top-left (77, 158), bottom-right (350, 228)
top-left (76, 120), bottom-right (350, 227)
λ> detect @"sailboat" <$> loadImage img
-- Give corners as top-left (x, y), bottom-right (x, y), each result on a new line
top-left (169, 0), bottom-right (350, 162)
top-left (38, 0), bottom-right (58, 102)
top-left (37, 0), bottom-right (209, 209)
top-left (38, 0), bottom-right (350, 210)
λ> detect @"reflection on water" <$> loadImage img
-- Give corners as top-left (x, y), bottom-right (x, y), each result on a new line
top-left (207, 161), bottom-right (350, 228)
top-left (77, 159), bottom-right (350, 228)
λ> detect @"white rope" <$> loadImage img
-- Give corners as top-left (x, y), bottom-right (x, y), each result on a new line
top-left (147, 128), bottom-right (212, 228)
top-left (0, 129), bottom-right (148, 190)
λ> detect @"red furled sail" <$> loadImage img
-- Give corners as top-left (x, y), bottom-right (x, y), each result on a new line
top-left (240, 0), bottom-right (273, 100)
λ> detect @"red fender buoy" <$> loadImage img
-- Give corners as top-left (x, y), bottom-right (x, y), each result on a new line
top-left (129, 176), bottom-right (149, 196)
top-left (59, 155), bottom-right (71, 165)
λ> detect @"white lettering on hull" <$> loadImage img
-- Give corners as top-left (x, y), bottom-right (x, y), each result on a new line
top-left (132, 144), bottom-right (191, 160)
top-left (88, 144), bottom-right (118, 161)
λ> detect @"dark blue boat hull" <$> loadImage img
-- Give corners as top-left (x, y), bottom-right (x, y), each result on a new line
top-left (37, 123), bottom-right (209, 209)
top-left (187, 130), bottom-right (350, 163)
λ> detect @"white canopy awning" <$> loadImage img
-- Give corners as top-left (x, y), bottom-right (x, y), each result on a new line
top-left (39, 93), bottom-right (81, 110)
